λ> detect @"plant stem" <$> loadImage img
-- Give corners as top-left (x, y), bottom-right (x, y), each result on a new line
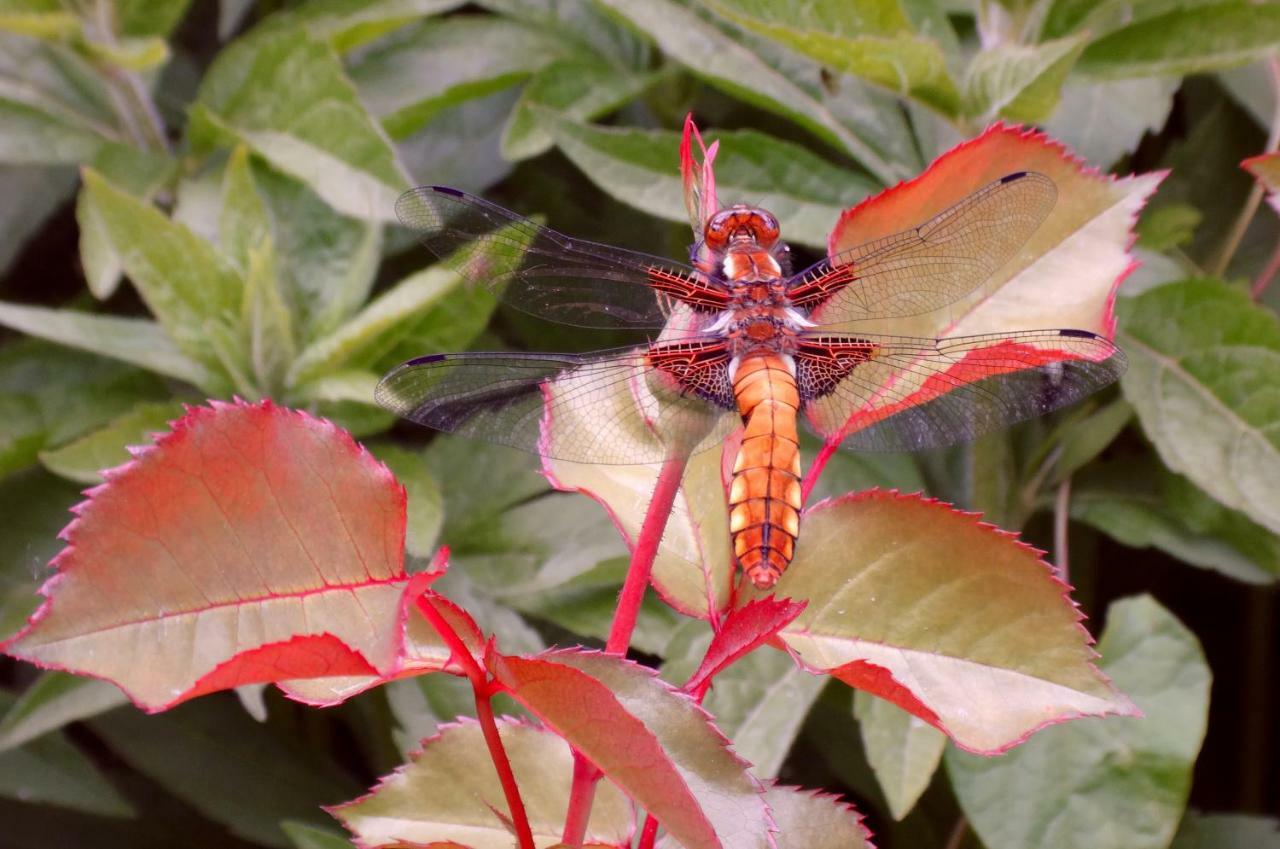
top-left (1211, 57), bottom-right (1280, 278)
top-left (801, 441), bottom-right (838, 505)
top-left (606, 454), bottom-right (688, 654)
top-left (1252, 237), bottom-right (1280, 300)
top-left (416, 596), bottom-right (536, 849)
top-left (560, 753), bottom-right (600, 846)
top-left (563, 454), bottom-right (687, 847)
top-left (943, 816), bottom-right (969, 849)
top-left (638, 812), bottom-right (661, 849)
top-left (1053, 477), bottom-right (1072, 582)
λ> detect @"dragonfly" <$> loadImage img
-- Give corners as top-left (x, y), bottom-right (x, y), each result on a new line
top-left (377, 174), bottom-right (1126, 589)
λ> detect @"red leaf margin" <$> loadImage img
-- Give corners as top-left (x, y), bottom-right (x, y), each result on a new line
top-left (0, 399), bottom-right (463, 711)
top-left (777, 488), bottom-right (1141, 755)
top-left (685, 596), bottom-right (806, 698)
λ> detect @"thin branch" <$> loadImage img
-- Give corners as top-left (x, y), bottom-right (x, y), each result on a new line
top-left (560, 754), bottom-right (601, 847)
top-left (606, 454), bottom-right (688, 654)
top-left (943, 816), bottom-right (969, 849)
top-left (416, 596), bottom-right (536, 849)
top-left (638, 813), bottom-right (662, 849)
top-left (1211, 57), bottom-right (1280, 278)
top-left (1251, 237), bottom-right (1280, 300)
top-left (801, 440), bottom-right (838, 505)
top-left (1053, 477), bottom-right (1072, 582)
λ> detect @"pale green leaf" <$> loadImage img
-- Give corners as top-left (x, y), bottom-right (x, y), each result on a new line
top-left (219, 144), bottom-right (271, 272)
top-left (964, 33), bottom-right (1089, 121)
top-left (704, 0), bottom-right (960, 116)
top-left (1043, 76), bottom-right (1177, 169)
top-left (0, 33), bottom-right (115, 163)
top-left (0, 469), bottom-right (80, 636)
top-left (0, 672), bottom-right (130, 752)
top-left (502, 56), bottom-right (653, 161)
top-left (384, 673), bottom-right (475, 753)
top-left (1050, 397), bottom-right (1133, 483)
top-left (275, 0), bottom-right (467, 52)
top-left (288, 264), bottom-right (467, 386)
top-left (80, 168), bottom-right (243, 370)
top-left (350, 15), bottom-right (570, 140)
top-left (543, 115), bottom-right (877, 249)
top-left (753, 784), bottom-right (872, 849)
top-left (281, 821), bottom-right (356, 849)
top-left (949, 595), bottom-right (1211, 849)
top-left (333, 719), bottom-right (634, 849)
top-left (241, 240), bottom-right (296, 394)
top-left (77, 142), bottom-right (177, 299)
top-left (396, 86), bottom-right (518, 191)
top-left (0, 2), bottom-right (78, 39)
top-left (0, 693), bottom-right (134, 817)
top-left (770, 491), bottom-right (1136, 754)
top-left (1118, 279), bottom-right (1280, 535)
top-left (1078, 4), bottom-right (1280, 79)
top-left (854, 691), bottom-right (946, 820)
top-left (369, 444), bottom-right (443, 559)
top-left (595, 0), bottom-right (912, 183)
top-left (0, 163), bottom-right (75, 274)
top-left (39, 399), bottom-right (186, 484)
top-left (192, 26), bottom-right (409, 221)
top-left (115, 0), bottom-right (191, 37)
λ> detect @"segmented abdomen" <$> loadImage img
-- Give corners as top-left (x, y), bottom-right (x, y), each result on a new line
top-left (729, 354), bottom-right (802, 589)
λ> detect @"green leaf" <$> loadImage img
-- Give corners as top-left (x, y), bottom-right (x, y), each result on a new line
top-left (0, 303), bottom-right (215, 388)
top-left (964, 33), bottom-right (1089, 121)
top-left (490, 650), bottom-right (772, 849)
top-left (1072, 456), bottom-right (1280, 583)
top-left (334, 718), bottom-right (635, 848)
top-left (39, 399), bottom-right (185, 484)
top-left (770, 491), bottom-right (1136, 754)
top-left (1117, 278), bottom-right (1280, 535)
top-left (0, 694), bottom-right (134, 817)
top-left (272, 0), bottom-right (466, 53)
top-left (384, 673), bottom-right (475, 752)
top-left (595, 0), bottom-right (913, 184)
top-left (350, 15), bottom-right (571, 140)
top-left (191, 26), bottom-right (409, 220)
top-left (660, 618), bottom-right (826, 778)
top-left (115, 0), bottom-right (191, 37)
top-left (1050, 397), bottom-right (1133, 483)
top-left (1043, 76), bottom-right (1178, 169)
top-left (1170, 812), bottom-right (1280, 849)
top-left (0, 469), bottom-right (80, 637)
top-left (77, 143), bottom-right (178, 300)
top-left (80, 168), bottom-right (243, 370)
top-left (1078, 3), bottom-right (1280, 79)
top-left (1137, 203), bottom-right (1203, 253)
top-left (368, 444), bottom-right (443, 559)
top-left (0, 33), bottom-right (114, 163)
top-left (703, 0), bottom-right (960, 116)
top-left (746, 783), bottom-right (872, 849)
top-left (502, 56), bottom-right (653, 161)
top-left (218, 144), bottom-right (271, 272)
top-left (949, 595), bottom-right (1211, 849)
top-left (395, 86), bottom-right (518, 191)
top-left (854, 691), bottom-right (945, 820)
top-left (0, 1), bottom-right (78, 38)
top-left (281, 821), bottom-right (357, 849)
top-left (0, 672), bottom-right (129, 752)
top-left (91, 698), bottom-right (359, 848)
top-left (241, 240), bottom-right (296, 393)
top-left (0, 339), bottom-right (169, 476)
top-left (288, 264), bottom-right (470, 387)
top-left (543, 116), bottom-right (877, 249)
top-left (0, 163), bottom-right (76, 274)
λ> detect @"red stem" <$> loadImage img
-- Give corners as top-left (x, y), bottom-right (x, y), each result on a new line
top-left (562, 455), bottom-right (688, 847)
top-left (1252, 237), bottom-right (1280, 300)
top-left (638, 813), bottom-right (661, 849)
top-left (801, 440), bottom-right (838, 505)
top-left (606, 455), bottom-right (689, 654)
top-left (417, 597), bottom-right (535, 849)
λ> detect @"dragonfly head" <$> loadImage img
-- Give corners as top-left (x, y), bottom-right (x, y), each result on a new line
top-left (705, 205), bottom-right (780, 251)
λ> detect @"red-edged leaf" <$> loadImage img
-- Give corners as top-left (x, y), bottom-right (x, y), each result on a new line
top-left (1244, 151), bottom-right (1280, 215)
top-left (685, 597), bottom-right (806, 697)
top-left (828, 123), bottom-right (1160, 342)
top-left (0, 400), bottom-right (458, 710)
top-left (333, 718), bottom-right (635, 849)
top-left (680, 114), bottom-right (719, 236)
top-left (488, 648), bottom-right (772, 849)
top-left (661, 783), bottom-right (873, 849)
top-left (757, 490), bottom-right (1136, 755)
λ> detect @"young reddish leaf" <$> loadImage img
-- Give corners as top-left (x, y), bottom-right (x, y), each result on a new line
top-left (684, 597), bottom-right (806, 697)
top-left (1244, 151), bottom-right (1280, 215)
top-left (0, 400), bottom-right (459, 710)
top-left (828, 123), bottom-right (1161, 342)
top-left (758, 490), bottom-right (1135, 755)
top-left (680, 115), bottom-right (719, 236)
top-left (333, 718), bottom-right (634, 849)
top-left (488, 648), bottom-right (772, 849)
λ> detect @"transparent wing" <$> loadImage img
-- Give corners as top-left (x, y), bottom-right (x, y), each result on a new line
top-left (790, 172), bottom-right (1058, 325)
top-left (395, 186), bottom-right (728, 330)
top-left (797, 329), bottom-right (1126, 452)
top-left (376, 345), bottom-right (738, 465)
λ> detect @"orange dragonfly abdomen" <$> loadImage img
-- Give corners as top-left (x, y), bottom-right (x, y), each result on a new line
top-left (729, 353), bottom-right (803, 589)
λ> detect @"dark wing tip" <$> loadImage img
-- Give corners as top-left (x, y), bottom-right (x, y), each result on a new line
top-left (1000, 171), bottom-right (1029, 183)
top-left (429, 185), bottom-right (464, 197)
top-left (407, 353), bottom-right (449, 365)
top-left (1058, 328), bottom-right (1099, 339)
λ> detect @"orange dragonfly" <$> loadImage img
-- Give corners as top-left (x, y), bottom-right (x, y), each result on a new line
top-left (377, 175), bottom-right (1125, 589)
